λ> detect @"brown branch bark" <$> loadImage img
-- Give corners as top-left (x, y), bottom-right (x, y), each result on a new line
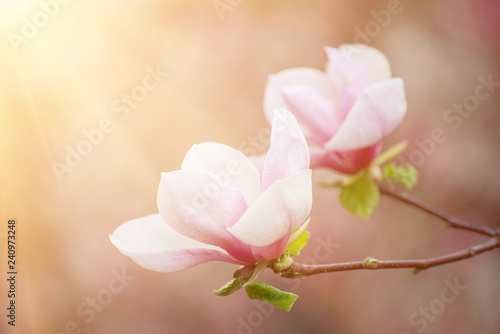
top-left (264, 188), bottom-right (500, 280)
top-left (277, 237), bottom-right (499, 278)
top-left (379, 188), bottom-right (498, 237)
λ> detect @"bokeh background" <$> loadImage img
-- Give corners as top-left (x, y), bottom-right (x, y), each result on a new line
top-left (1, 0), bottom-right (499, 333)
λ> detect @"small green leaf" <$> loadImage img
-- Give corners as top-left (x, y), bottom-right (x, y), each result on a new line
top-left (286, 230), bottom-right (309, 256)
top-left (383, 163), bottom-right (418, 189)
top-left (214, 278), bottom-right (243, 296)
top-left (339, 175), bottom-right (380, 219)
top-left (244, 282), bottom-right (298, 312)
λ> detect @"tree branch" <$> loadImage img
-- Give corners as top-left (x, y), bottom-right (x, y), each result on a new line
top-left (277, 237), bottom-right (499, 278)
top-left (265, 187), bottom-right (500, 280)
top-left (379, 188), bottom-right (498, 237)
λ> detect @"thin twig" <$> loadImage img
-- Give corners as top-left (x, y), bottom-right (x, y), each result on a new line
top-left (379, 188), bottom-right (498, 237)
top-left (270, 187), bottom-right (500, 279)
top-left (277, 237), bottom-right (499, 278)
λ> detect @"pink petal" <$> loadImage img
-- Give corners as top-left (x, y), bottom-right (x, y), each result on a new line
top-left (310, 144), bottom-right (381, 174)
top-left (181, 142), bottom-right (261, 205)
top-left (309, 147), bottom-right (353, 174)
top-left (157, 170), bottom-right (256, 263)
top-left (251, 238), bottom-right (289, 262)
top-left (336, 143), bottom-right (381, 172)
top-left (264, 68), bottom-right (339, 125)
top-left (325, 46), bottom-right (373, 114)
top-left (281, 85), bottom-right (341, 144)
top-left (228, 170), bottom-right (312, 248)
top-left (338, 44), bottom-right (392, 83)
top-left (110, 214), bottom-right (246, 273)
top-left (324, 46), bottom-right (372, 91)
top-left (324, 78), bottom-right (407, 151)
top-left (262, 109), bottom-right (310, 191)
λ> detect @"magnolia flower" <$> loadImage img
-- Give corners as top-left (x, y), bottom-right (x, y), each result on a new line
top-left (264, 44), bottom-right (407, 174)
top-left (110, 109), bottom-right (312, 273)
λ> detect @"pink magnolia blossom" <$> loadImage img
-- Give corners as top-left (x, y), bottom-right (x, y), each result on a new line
top-left (110, 109), bottom-right (312, 273)
top-left (264, 44), bottom-right (407, 174)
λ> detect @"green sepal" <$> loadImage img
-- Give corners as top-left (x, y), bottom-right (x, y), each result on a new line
top-left (372, 141), bottom-right (407, 166)
top-left (383, 163), bottom-right (418, 189)
top-left (244, 282), bottom-right (298, 312)
top-left (339, 174), bottom-right (380, 219)
top-left (285, 230), bottom-right (310, 256)
top-left (214, 278), bottom-right (244, 296)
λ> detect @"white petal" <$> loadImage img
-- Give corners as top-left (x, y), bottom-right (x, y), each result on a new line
top-left (181, 142), bottom-right (261, 205)
top-left (261, 108), bottom-right (310, 191)
top-left (325, 46), bottom-right (372, 89)
top-left (246, 154), bottom-right (266, 177)
top-left (281, 85), bottom-right (341, 144)
top-left (157, 170), bottom-right (256, 263)
top-left (264, 68), bottom-right (339, 125)
top-left (338, 44), bottom-right (392, 82)
top-left (228, 170), bottom-right (312, 247)
top-left (325, 78), bottom-right (407, 151)
top-left (110, 214), bottom-right (244, 272)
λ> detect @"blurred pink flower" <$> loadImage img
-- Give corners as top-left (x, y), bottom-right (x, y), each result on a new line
top-left (110, 109), bottom-right (312, 272)
top-left (264, 44), bottom-right (407, 174)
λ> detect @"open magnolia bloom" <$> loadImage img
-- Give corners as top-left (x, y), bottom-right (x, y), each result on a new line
top-left (110, 109), bottom-right (312, 273)
top-left (264, 44), bottom-right (407, 174)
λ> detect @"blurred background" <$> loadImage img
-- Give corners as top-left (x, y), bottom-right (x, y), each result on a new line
top-left (1, 0), bottom-right (499, 333)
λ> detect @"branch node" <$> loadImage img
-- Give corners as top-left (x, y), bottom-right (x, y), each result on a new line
top-left (362, 257), bottom-right (378, 269)
top-left (272, 256), bottom-right (294, 272)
